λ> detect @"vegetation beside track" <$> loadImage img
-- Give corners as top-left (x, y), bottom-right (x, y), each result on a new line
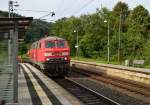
top-left (53, 2), bottom-right (150, 67)
top-left (71, 56), bottom-right (118, 65)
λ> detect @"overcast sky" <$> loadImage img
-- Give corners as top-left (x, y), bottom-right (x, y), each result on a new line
top-left (0, 0), bottom-right (150, 21)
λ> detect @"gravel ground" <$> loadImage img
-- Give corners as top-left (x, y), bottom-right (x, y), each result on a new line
top-left (71, 78), bottom-right (150, 105)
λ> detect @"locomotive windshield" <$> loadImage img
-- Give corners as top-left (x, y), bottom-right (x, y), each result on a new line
top-left (57, 41), bottom-right (66, 48)
top-left (45, 41), bottom-right (55, 48)
top-left (45, 40), bottom-right (67, 48)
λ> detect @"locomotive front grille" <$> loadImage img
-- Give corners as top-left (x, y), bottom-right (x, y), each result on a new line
top-left (45, 57), bottom-right (69, 63)
top-left (47, 58), bottom-right (64, 61)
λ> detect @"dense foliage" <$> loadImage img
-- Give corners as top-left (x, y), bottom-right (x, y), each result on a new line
top-left (25, 19), bottom-right (52, 43)
top-left (52, 2), bottom-right (150, 64)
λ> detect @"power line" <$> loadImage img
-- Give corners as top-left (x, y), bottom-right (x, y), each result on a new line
top-left (17, 9), bottom-right (50, 13)
top-left (39, 12), bottom-right (55, 19)
top-left (55, 0), bottom-right (64, 14)
top-left (56, 0), bottom-right (95, 20)
top-left (15, 8), bottom-right (56, 21)
top-left (58, 0), bottom-right (78, 17)
top-left (16, 0), bottom-right (96, 21)
top-left (53, 0), bottom-right (65, 19)
top-left (73, 0), bottom-right (95, 15)
top-left (52, 0), bottom-right (77, 20)
top-left (16, 9), bottom-right (55, 20)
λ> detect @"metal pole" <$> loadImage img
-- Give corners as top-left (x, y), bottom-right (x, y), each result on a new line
top-left (13, 22), bottom-right (18, 102)
top-left (8, 38), bottom-right (11, 64)
top-left (9, 30), bottom-right (13, 66)
top-left (9, 1), bottom-right (13, 18)
top-left (118, 14), bottom-right (122, 64)
top-left (8, 1), bottom-right (10, 18)
top-left (11, 4), bottom-right (14, 17)
top-left (76, 30), bottom-right (79, 59)
top-left (107, 20), bottom-right (110, 63)
top-left (8, 1), bottom-right (12, 65)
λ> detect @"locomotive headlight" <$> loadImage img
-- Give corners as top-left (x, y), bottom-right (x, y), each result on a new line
top-left (62, 52), bottom-right (69, 56)
top-left (64, 57), bottom-right (67, 60)
top-left (44, 52), bottom-right (52, 56)
top-left (46, 58), bottom-right (49, 61)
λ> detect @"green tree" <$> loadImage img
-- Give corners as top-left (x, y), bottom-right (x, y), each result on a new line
top-left (125, 5), bottom-right (149, 61)
top-left (51, 2), bottom-right (150, 66)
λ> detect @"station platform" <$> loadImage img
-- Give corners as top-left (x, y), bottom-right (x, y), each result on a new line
top-left (17, 63), bottom-right (81, 105)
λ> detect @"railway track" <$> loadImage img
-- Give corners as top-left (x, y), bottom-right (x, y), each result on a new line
top-left (23, 63), bottom-right (120, 105)
top-left (73, 68), bottom-right (150, 97)
top-left (24, 62), bottom-right (150, 104)
top-left (54, 78), bottom-right (120, 105)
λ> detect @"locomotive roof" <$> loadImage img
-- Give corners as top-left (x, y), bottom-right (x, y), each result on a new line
top-left (41, 36), bottom-right (65, 41)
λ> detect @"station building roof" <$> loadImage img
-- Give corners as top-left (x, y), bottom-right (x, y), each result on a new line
top-left (0, 17), bottom-right (33, 39)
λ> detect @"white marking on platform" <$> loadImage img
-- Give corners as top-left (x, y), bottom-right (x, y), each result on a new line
top-left (22, 64), bottom-right (53, 105)
top-left (18, 66), bottom-right (33, 105)
top-left (26, 63), bottom-right (82, 105)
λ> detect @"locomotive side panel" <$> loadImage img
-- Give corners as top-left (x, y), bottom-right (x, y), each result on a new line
top-left (37, 41), bottom-right (44, 62)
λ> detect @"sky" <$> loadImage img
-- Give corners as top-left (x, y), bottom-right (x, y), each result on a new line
top-left (0, 0), bottom-right (150, 21)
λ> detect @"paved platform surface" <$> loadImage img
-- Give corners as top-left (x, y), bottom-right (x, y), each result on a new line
top-left (18, 63), bottom-right (82, 105)
top-left (0, 65), bottom-right (13, 103)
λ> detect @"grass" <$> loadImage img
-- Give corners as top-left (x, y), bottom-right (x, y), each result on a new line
top-left (143, 65), bottom-right (150, 69)
top-left (0, 52), bottom-right (7, 62)
top-left (21, 54), bottom-right (28, 59)
top-left (71, 56), bottom-right (119, 65)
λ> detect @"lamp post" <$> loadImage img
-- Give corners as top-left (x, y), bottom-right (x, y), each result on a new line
top-left (74, 30), bottom-right (79, 59)
top-left (118, 14), bottom-right (122, 64)
top-left (104, 19), bottom-right (110, 63)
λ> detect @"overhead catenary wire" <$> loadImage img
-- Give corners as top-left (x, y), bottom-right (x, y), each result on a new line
top-left (55, 0), bottom-right (95, 20)
top-left (55, 0), bottom-right (64, 15)
top-left (57, 0), bottom-right (79, 18)
top-left (51, 0), bottom-right (77, 21)
top-left (16, 8), bottom-right (54, 20)
top-left (39, 12), bottom-right (55, 19)
top-left (39, 13), bottom-right (52, 19)
top-left (73, 0), bottom-right (95, 15)
top-left (17, 9), bottom-right (50, 13)
top-left (16, 0), bottom-right (96, 21)
top-left (52, 0), bottom-right (65, 20)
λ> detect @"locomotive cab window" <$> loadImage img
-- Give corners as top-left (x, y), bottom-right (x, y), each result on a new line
top-left (38, 42), bottom-right (41, 48)
top-left (45, 41), bottom-right (55, 48)
top-left (57, 40), bottom-right (66, 48)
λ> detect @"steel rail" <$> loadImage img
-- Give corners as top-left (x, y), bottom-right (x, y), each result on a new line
top-left (73, 69), bottom-right (150, 97)
top-left (66, 78), bottom-right (121, 105)
top-left (54, 77), bottom-right (120, 105)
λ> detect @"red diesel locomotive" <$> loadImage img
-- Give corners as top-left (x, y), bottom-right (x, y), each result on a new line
top-left (28, 36), bottom-right (70, 76)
